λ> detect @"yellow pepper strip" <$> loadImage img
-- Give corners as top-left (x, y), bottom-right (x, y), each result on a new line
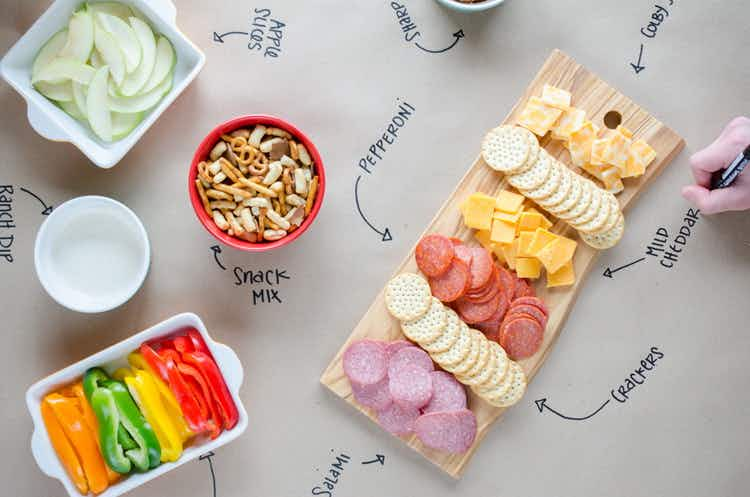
top-left (118, 366), bottom-right (184, 462)
top-left (69, 383), bottom-right (121, 484)
top-left (45, 393), bottom-right (110, 494)
top-left (128, 352), bottom-right (193, 442)
top-left (41, 397), bottom-right (88, 494)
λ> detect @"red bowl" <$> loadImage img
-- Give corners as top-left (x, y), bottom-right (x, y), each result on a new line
top-left (188, 115), bottom-right (325, 252)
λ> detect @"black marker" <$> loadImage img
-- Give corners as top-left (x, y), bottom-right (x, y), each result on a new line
top-left (711, 144), bottom-right (750, 189)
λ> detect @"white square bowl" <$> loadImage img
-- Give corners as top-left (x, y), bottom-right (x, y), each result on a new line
top-left (26, 312), bottom-right (248, 497)
top-left (0, 0), bottom-right (205, 168)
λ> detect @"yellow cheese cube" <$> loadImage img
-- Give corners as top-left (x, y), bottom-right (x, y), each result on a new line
top-left (606, 178), bottom-right (624, 194)
top-left (601, 166), bottom-right (622, 188)
top-left (624, 151), bottom-right (646, 178)
top-left (493, 210), bottom-right (522, 224)
top-left (551, 107), bottom-right (586, 141)
top-left (630, 139), bottom-right (656, 169)
top-left (518, 212), bottom-right (544, 232)
top-left (516, 257), bottom-right (542, 279)
top-left (540, 84), bottom-right (572, 109)
top-left (547, 260), bottom-right (576, 288)
top-left (490, 218), bottom-right (516, 244)
top-left (591, 138), bottom-right (609, 166)
top-left (539, 215), bottom-right (553, 230)
top-left (581, 162), bottom-right (606, 180)
top-left (528, 228), bottom-right (559, 256)
top-left (535, 237), bottom-right (577, 274)
top-left (569, 121), bottom-right (599, 167)
top-left (495, 190), bottom-right (525, 213)
top-left (517, 231), bottom-right (536, 257)
top-left (462, 193), bottom-right (496, 231)
top-left (492, 244), bottom-right (507, 266)
top-left (474, 229), bottom-right (495, 250)
top-left (603, 130), bottom-right (631, 170)
top-left (616, 125), bottom-right (633, 139)
top-left (501, 240), bottom-right (518, 270)
top-left (518, 96), bottom-right (563, 136)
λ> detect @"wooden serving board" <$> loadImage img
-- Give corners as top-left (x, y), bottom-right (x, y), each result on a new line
top-left (320, 49), bottom-right (684, 478)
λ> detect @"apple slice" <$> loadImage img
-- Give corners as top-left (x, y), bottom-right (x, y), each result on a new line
top-left (58, 100), bottom-right (86, 121)
top-left (141, 36), bottom-right (174, 94)
top-left (72, 81), bottom-right (88, 118)
top-left (32, 29), bottom-right (68, 80)
top-left (108, 72), bottom-right (171, 113)
top-left (35, 81), bottom-right (74, 102)
top-left (118, 17), bottom-right (155, 96)
top-left (59, 7), bottom-right (94, 62)
top-left (87, 2), bottom-right (133, 21)
top-left (93, 22), bottom-right (125, 86)
top-left (95, 12), bottom-right (141, 74)
top-left (90, 49), bottom-right (103, 68)
top-left (86, 66), bottom-right (112, 141)
top-left (112, 111), bottom-right (143, 139)
top-left (32, 57), bottom-right (95, 85)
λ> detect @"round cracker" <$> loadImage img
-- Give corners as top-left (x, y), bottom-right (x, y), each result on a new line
top-left (547, 173), bottom-right (585, 215)
top-left (457, 337), bottom-right (497, 387)
top-left (385, 273), bottom-right (432, 321)
top-left (508, 150), bottom-right (552, 191)
top-left (514, 127), bottom-right (540, 175)
top-left (567, 184), bottom-right (603, 225)
top-left (555, 178), bottom-right (591, 219)
top-left (522, 159), bottom-right (563, 200)
top-left (572, 189), bottom-right (611, 233)
top-left (401, 297), bottom-right (446, 344)
top-left (581, 214), bottom-right (625, 249)
top-left (472, 342), bottom-right (510, 395)
top-left (485, 361), bottom-right (527, 407)
top-left (457, 333), bottom-right (490, 380)
top-left (444, 328), bottom-right (482, 375)
top-left (537, 164), bottom-right (573, 208)
top-left (592, 194), bottom-right (621, 234)
top-left (421, 307), bottom-right (461, 353)
top-left (431, 322), bottom-right (472, 368)
top-left (481, 126), bottom-right (530, 173)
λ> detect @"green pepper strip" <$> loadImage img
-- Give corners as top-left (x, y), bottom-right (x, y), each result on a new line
top-left (89, 388), bottom-right (131, 474)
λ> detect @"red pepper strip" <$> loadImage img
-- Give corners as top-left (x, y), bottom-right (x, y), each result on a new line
top-left (187, 329), bottom-right (212, 356)
top-left (140, 343), bottom-right (207, 434)
top-left (183, 351), bottom-right (239, 430)
top-left (172, 336), bottom-right (194, 354)
top-left (176, 362), bottom-right (221, 439)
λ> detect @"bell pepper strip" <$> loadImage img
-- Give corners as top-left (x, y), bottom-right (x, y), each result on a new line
top-left (45, 393), bottom-right (110, 494)
top-left (187, 329), bottom-right (212, 356)
top-left (141, 343), bottom-right (207, 434)
top-left (40, 397), bottom-right (89, 494)
top-left (89, 387), bottom-right (132, 474)
top-left (174, 361), bottom-right (221, 439)
top-left (172, 335), bottom-right (194, 354)
top-left (183, 351), bottom-right (239, 430)
top-left (69, 383), bottom-right (120, 484)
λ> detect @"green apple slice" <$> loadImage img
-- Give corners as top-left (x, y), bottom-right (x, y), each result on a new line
top-left (108, 72), bottom-right (171, 113)
top-left (86, 66), bottom-right (112, 141)
top-left (141, 36), bottom-right (174, 94)
top-left (72, 81), bottom-right (88, 117)
top-left (112, 111), bottom-right (143, 139)
top-left (32, 57), bottom-right (95, 85)
top-left (93, 22), bottom-right (125, 86)
top-left (87, 2), bottom-right (133, 21)
top-left (118, 17), bottom-right (155, 96)
top-left (90, 49), bottom-right (103, 68)
top-left (59, 7), bottom-right (94, 62)
top-left (95, 12), bottom-right (141, 74)
top-left (32, 29), bottom-right (68, 80)
top-left (58, 100), bottom-right (86, 120)
top-left (35, 80), bottom-right (74, 102)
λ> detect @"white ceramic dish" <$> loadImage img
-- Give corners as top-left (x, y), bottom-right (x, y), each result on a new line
top-left (0, 0), bottom-right (205, 168)
top-left (34, 195), bottom-right (150, 313)
top-left (435, 0), bottom-right (506, 12)
top-left (26, 312), bottom-right (248, 497)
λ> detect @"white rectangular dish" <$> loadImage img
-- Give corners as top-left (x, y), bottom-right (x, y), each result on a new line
top-left (26, 312), bottom-right (248, 497)
top-left (0, 0), bottom-right (205, 168)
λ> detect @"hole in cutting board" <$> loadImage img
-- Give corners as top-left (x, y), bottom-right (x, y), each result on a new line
top-left (603, 110), bottom-right (622, 129)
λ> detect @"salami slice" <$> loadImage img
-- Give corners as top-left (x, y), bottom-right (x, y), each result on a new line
top-left (377, 403), bottom-right (420, 436)
top-left (468, 247), bottom-right (494, 289)
top-left (389, 364), bottom-right (434, 409)
top-left (352, 377), bottom-right (392, 411)
top-left (496, 266), bottom-right (517, 302)
top-left (343, 340), bottom-right (387, 386)
top-left (429, 259), bottom-right (470, 302)
top-left (474, 294), bottom-right (509, 341)
top-left (415, 234), bottom-right (455, 277)
top-left (512, 278), bottom-right (535, 299)
top-left (388, 347), bottom-right (434, 379)
top-left (455, 291), bottom-right (502, 324)
top-left (415, 409), bottom-right (477, 454)
top-left (385, 340), bottom-right (414, 361)
top-left (499, 316), bottom-right (544, 360)
top-left (422, 371), bottom-right (467, 414)
top-left (453, 245), bottom-right (473, 266)
top-left (507, 303), bottom-right (547, 327)
top-left (510, 296), bottom-right (548, 316)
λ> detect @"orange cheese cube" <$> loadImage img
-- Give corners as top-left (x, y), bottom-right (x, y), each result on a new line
top-left (540, 84), bottom-right (572, 109)
top-left (490, 218), bottom-right (516, 244)
top-left (535, 237), bottom-right (577, 274)
top-left (518, 96), bottom-right (563, 137)
top-left (551, 107), bottom-right (586, 141)
top-left (516, 257), bottom-right (542, 279)
top-left (462, 193), bottom-right (496, 231)
top-left (495, 190), bottom-right (525, 213)
top-left (591, 138), bottom-right (609, 166)
top-left (527, 228), bottom-right (559, 256)
top-left (547, 260), bottom-right (576, 288)
top-left (569, 121), bottom-right (598, 166)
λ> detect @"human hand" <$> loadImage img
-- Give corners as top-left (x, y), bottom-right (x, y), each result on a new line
top-left (681, 116), bottom-right (750, 214)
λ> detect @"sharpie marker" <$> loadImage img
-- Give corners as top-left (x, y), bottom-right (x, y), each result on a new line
top-left (711, 144), bottom-right (750, 189)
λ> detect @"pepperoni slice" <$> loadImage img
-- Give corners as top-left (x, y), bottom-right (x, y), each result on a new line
top-left (466, 266), bottom-right (498, 298)
top-left (512, 278), bottom-right (535, 300)
top-left (474, 296), bottom-right (508, 341)
top-left (429, 259), bottom-right (470, 302)
top-left (415, 409), bottom-right (477, 454)
top-left (506, 303), bottom-right (548, 328)
top-left (510, 296), bottom-right (548, 316)
top-left (415, 234), bottom-right (455, 277)
top-left (468, 248), bottom-right (494, 290)
top-left (455, 291), bottom-right (503, 324)
top-left (499, 317), bottom-right (544, 360)
top-left (496, 266), bottom-right (516, 302)
top-left (449, 237), bottom-right (463, 246)
top-left (466, 274), bottom-right (501, 305)
top-left (453, 245), bottom-right (473, 266)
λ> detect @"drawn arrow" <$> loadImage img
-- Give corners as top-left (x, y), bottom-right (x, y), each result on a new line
top-left (630, 43), bottom-right (646, 74)
top-left (199, 452), bottom-right (217, 497)
top-left (20, 187), bottom-right (53, 215)
top-left (361, 454), bottom-right (385, 466)
top-left (210, 245), bottom-right (227, 271)
top-left (602, 257), bottom-right (645, 278)
top-left (213, 31), bottom-right (248, 43)
top-left (415, 29), bottom-right (464, 54)
top-left (354, 175), bottom-right (392, 242)
top-left (534, 398), bottom-right (610, 421)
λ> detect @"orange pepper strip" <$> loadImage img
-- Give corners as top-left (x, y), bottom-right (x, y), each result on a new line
top-left (41, 398), bottom-right (88, 495)
top-left (45, 394), bottom-right (110, 494)
top-left (70, 383), bottom-right (121, 484)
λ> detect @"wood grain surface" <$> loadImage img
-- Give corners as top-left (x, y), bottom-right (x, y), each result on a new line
top-left (320, 49), bottom-right (685, 478)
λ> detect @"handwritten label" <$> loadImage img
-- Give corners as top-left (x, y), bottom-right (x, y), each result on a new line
top-left (357, 99), bottom-right (416, 175)
top-left (0, 185), bottom-right (15, 263)
top-left (611, 346), bottom-right (665, 403)
top-left (640, 3), bottom-right (674, 39)
top-left (389, 2), bottom-right (420, 42)
top-left (644, 208), bottom-right (699, 269)
top-left (248, 8), bottom-right (286, 59)
top-left (233, 267), bottom-right (290, 305)
top-left (310, 451), bottom-right (351, 497)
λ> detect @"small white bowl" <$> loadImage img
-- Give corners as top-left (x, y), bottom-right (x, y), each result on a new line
top-left (34, 195), bottom-right (150, 313)
top-left (26, 312), bottom-right (249, 497)
top-left (435, 0), bottom-right (506, 12)
top-left (0, 0), bottom-right (205, 168)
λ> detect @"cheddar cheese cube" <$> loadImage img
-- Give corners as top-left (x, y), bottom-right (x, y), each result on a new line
top-left (630, 139), bottom-right (656, 169)
top-left (606, 178), bottom-right (624, 194)
top-left (547, 260), bottom-right (575, 288)
top-left (569, 121), bottom-right (598, 167)
top-left (495, 190), bottom-right (525, 214)
top-left (518, 212), bottom-right (544, 232)
top-left (462, 193), bottom-right (496, 230)
top-left (601, 166), bottom-right (621, 189)
top-left (528, 228), bottom-right (559, 256)
top-left (490, 218), bottom-right (516, 244)
top-left (616, 125), bottom-right (633, 139)
top-left (581, 162), bottom-right (606, 180)
top-left (540, 84), bottom-right (572, 110)
top-left (516, 231), bottom-right (536, 257)
top-left (492, 244), bottom-right (507, 265)
top-left (602, 130), bottom-right (631, 171)
top-left (624, 151), bottom-right (646, 178)
top-left (501, 240), bottom-right (519, 270)
top-left (551, 107), bottom-right (586, 141)
top-left (493, 210), bottom-right (522, 224)
top-left (518, 96), bottom-right (563, 137)
top-left (591, 138), bottom-right (609, 166)
top-left (516, 257), bottom-right (542, 279)
top-left (474, 229), bottom-right (495, 250)
top-left (535, 237), bottom-right (577, 274)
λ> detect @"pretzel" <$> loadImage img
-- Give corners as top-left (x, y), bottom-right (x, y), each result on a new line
top-left (195, 179), bottom-right (211, 215)
top-left (229, 136), bottom-right (248, 152)
top-left (248, 152), bottom-right (269, 175)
